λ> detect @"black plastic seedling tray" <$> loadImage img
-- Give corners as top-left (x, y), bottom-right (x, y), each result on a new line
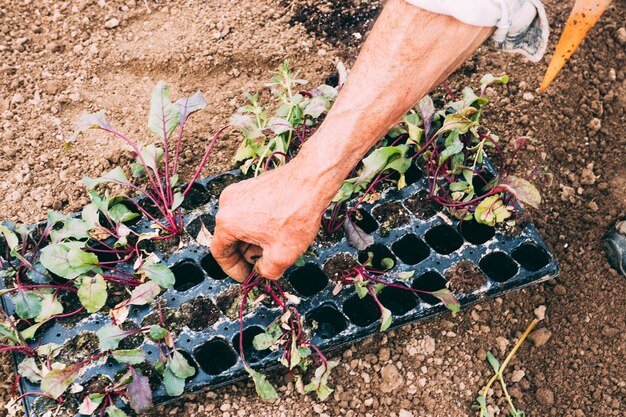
top-left (1, 161), bottom-right (559, 416)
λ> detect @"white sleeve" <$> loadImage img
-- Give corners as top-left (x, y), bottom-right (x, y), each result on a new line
top-left (404, 0), bottom-right (549, 62)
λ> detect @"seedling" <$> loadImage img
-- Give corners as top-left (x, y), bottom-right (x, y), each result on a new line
top-left (73, 82), bottom-right (224, 238)
top-left (473, 319), bottom-right (538, 417)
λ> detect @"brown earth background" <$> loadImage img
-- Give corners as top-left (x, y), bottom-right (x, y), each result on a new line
top-left (0, 0), bottom-right (625, 416)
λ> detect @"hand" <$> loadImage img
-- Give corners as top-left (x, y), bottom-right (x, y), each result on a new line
top-left (211, 156), bottom-right (334, 282)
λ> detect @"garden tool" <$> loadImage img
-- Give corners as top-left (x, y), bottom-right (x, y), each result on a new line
top-left (539, 0), bottom-right (613, 91)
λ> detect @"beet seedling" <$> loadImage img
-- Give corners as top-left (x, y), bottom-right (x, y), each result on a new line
top-left (73, 82), bottom-right (224, 238)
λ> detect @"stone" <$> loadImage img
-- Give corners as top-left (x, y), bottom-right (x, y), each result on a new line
top-left (535, 387), bottom-right (554, 406)
top-left (534, 305), bottom-right (546, 321)
top-left (380, 364), bottom-right (403, 393)
top-left (529, 328), bottom-right (552, 347)
top-left (104, 18), bottom-right (120, 29)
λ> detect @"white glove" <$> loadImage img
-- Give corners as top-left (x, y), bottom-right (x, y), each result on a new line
top-left (404, 0), bottom-right (549, 62)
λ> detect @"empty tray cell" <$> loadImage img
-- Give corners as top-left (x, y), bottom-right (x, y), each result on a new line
top-left (343, 293), bottom-right (381, 327)
top-left (180, 182), bottom-right (210, 210)
top-left (378, 284), bottom-right (418, 315)
top-left (458, 219), bottom-right (495, 245)
top-left (306, 304), bottom-right (348, 339)
top-left (185, 213), bottom-right (216, 238)
top-left (512, 242), bottom-right (550, 272)
top-left (358, 243), bottom-right (397, 271)
top-left (403, 160), bottom-right (423, 185)
top-left (171, 260), bottom-right (205, 291)
top-left (472, 170), bottom-right (495, 196)
top-left (232, 325), bottom-right (270, 363)
top-left (404, 190), bottom-right (441, 220)
top-left (424, 224), bottom-right (464, 255)
top-left (288, 263), bottom-right (329, 297)
top-left (391, 234), bottom-right (430, 265)
top-left (201, 251), bottom-right (229, 280)
top-left (479, 252), bottom-right (519, 282)
top-left (411, 271), bottom-right (448, 305)
top-left (349, 208), bottom-right (379, 234)
top-left (194, 338), bottom-right (238, 375)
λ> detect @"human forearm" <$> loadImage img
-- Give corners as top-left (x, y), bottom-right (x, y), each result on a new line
top-left (295, 0), bottom-right (494, 202)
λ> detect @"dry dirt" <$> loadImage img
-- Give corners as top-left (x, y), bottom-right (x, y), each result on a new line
top-left (1, 0), bottom-right (625, 416)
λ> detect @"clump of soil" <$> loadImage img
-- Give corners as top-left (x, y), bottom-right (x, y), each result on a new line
top-left (32, 396), bottom-right (76, 417)
top-left (445, 260), bottom-right (488, 294)
top-left (496, 212), bottom-right (531, 237)
top-left (179, 183), bottom-right (210, 210)
top-left (372, 202), bottom-right (411, 236)
top-left (142, 297), bottom-right (220, 332)
top-left (323, 253), bottom-right (358, 282)
top-left (56, 332), bottom-right (99, 365)
top-left (215, 283), bottom-right (285, 321)
top-left (314, 226), bottom-right (345, 248)
top-left (118, 321), bottom-right (145, 350)
top-left (404, 190), bottom-right (441, 220)
top-left (57, 291), bottom-right (90, 328)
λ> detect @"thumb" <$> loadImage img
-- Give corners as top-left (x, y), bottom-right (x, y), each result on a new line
top-left (210, 229), bottom-right (252, 283)
top-left (254, 246), bottom-right (294, 280)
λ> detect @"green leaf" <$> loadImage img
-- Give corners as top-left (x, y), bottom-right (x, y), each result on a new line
top-left (148, 81), bottom-right (180, 140)
top-left (171, 192), bottom-right (184, 212)
top-left (41, 365), bottom-right (82, 399)
top-left (79, 393), bottom-right (105, 415)
top-left (35, 292), bottom-right (63, 323)
top-left (380, 307), bottom-right (393, 332)
top-left (12, 290), bottom-right (43, 319)
top-left (149, 325), bottom-right (167, 341)
top-left (303, 361), bottom-right (338, 401)
top-left (169, 350), bottom-right (196, 379)
top-left (112, 349), bottom-right (146, 365)
top-left (82, 203), bottom-right (101, 230)
top-left (380, 257), bottom-right (395, 271)
top-left (163, 367), bottom-right (185, 396)
top-left (20, 321), bottom-right (47, 340)
top-left (109, 204), bottom-right (140, 224)
top-left (174, 91), bottom-right (207, 124)
top-left (397, 271), bottom-right (414, 280)
top-left (252, 332), bottom-right (275, 351)
top-left (77, 274), bottom-right (108, 313)
top-left (71, 110), bottom-right (112, 140)
top-left (486, 351), bottom-right (500, 372)
top-left (127, 368), bottom-right (153, 413)
top-left (97, 324), bottom-right (130, 351)
top-left (0, 225), bottom-right (18, 251)
top-left (245, 366), bottom-right (278, 400)
top-left (480, 73), bottom-right (509, 95)
top-left (354, 281), bottom-right (368, 299)
top-left (106, 405), bottom-right (129, 417)
top-left (40, 242), bottom-right (100, 280)
top-left (474, 195), bottom-right (512, 226)
top-left (18, 357), bottom-right (43, 383)
top-left (475, 395), bottom-right (490, 417)
top-left (303, 96), bottom-right (330, 118)
top-left (0, 323), bottom-right (20, 343)
top-left (439, 131), bottom-right (464, 165)
top-left (499, 176), bottom-right (541, 209)
top-left (431, 288), bottom-right (461, 312)
top-left (49, 218), bottom-right (90, 243)
top-left (139, 263), bottom-right (175, 289)
top-left (127, 281), bottom-right (162, 305)
top-left (83, 167), bottom-right (129, 190)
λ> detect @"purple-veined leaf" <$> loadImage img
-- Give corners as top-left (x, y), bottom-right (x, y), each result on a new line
top-left (41, 364), bottom-right (83, 399)
top-left (138, 263), bottom-right (174, 289)
top-left (82, 167), bottom-right (129, 190)
top-left (96, 324), bottom-right (132, 352)
top-left (418, 95), bottom-right (435, 138)
top-left (127, 281), bottom-right (162, 306)
top-left (71, 110), bottom-right (112, 141)
top-left (0, 323), bottom-right (20, 344)
top-left (500, 176), bottom-right (541, 209)
top-left (34, 292), bottom-right (63, 323)
top-left (78, 393), bottom-right (104, 415)
top-left (174, 91), bottom-right (207, 124)
top-left (343, 220), bottom-right (374, 251)
top-left (12, 290), bottom-right (43, 320)
top-left (474, 195), bottom-right (512, 226)
top-left (127, 368), bottom-right (153, 413)
top-left (147, 81), bottom-right (180, 140)
top-left (77, 274), bottom-right (107, 313)
top-left (431, 288), bottom-right (460, 312)
top-left (18, 357), bottom-right (43, 383)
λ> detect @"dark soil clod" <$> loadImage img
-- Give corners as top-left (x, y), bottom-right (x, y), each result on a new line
top-left (479, 252), bottom-right (519, 282)
top-left (424, 224), bottom-right (464, 255)
top-left (391, 234), bottom-right (430, 265)
top-left (306, 304), bottom-right (348, 339)
top-left (288, 263), bottom-right (329, 297)
top-left (411, 271), bottom-right (448, 305)
top-left (171, 260), bottom-right (206, 291)
top-left (194, 338), bottom-right (238, 375)
top-left (445, 260), bottom-right (488, 294)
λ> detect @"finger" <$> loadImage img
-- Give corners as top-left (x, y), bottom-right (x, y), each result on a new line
top-left (210, 229), bottom-right (252, 283)
top-left (241, 245), bottom-right (263, 264)
top-left (254, 246), bottom-right (294, 280)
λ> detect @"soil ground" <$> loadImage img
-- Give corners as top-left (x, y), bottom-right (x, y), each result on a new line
top-left (1, 1), bottom-right (625, 416)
